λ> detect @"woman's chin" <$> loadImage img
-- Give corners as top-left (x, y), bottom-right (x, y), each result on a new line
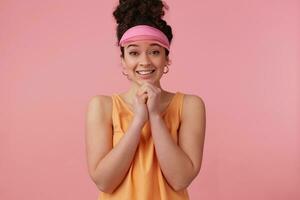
top-left (135, 77), bottom-right (155, 84)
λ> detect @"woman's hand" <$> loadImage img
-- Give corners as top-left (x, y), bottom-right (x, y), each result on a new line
top-left (132, 88), bottom-right (149, 124)
top-left (138, 83), bottom-right (162, 116)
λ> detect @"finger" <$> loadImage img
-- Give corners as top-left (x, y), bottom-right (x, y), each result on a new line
top-left (137, 91), bottom-right (148, 99)
top-left (142, 84), bottom-right (160, 98)
top-left (141, 84), bottom-right (156, 94)
top-left (146, 89), bottom-right (156, 99)
top-left (137, 85), bottom-right (148, 95)
top-left (134, 93), bottom-right (140, 103)
top-left (140, 93), bottom-right (148, 104)
top-left (142, 82), bottom-right (160, 93)
top-left (138, 88), bottom-right (150, 98)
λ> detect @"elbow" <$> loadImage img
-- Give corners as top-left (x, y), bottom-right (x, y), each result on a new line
top-left (167, 177), bottom-right (190, 192)
top-left (172, 169), bottom-right (201, 192)
top-left (172, 182), bottom-right (190, 192)
top-left (96, 183), bottom-right (115, 194)
top-left (90, 174), bottom-right (115, 194)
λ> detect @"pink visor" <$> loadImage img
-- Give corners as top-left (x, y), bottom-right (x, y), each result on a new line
top-left (119, 25), bottom-right (170, 51)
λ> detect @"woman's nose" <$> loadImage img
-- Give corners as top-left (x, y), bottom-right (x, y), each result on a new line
top-left (139, 52), bottom-right (151, 66)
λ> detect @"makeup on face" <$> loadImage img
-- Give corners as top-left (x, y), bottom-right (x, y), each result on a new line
top-left (122, 40), bottom-right (168, 84)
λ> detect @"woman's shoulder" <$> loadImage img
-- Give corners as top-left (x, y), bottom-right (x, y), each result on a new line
top-left (87, 94), bottom-right (112, 107)
top-left (86, 95), bottom-right (113, 119)
top-left (179, 92), bottom-right (205, 104)
top-left (179, 92), bottom-right (206, 115)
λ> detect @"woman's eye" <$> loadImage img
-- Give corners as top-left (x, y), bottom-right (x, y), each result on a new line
top-left (151, 50), bottom-right (160, 55)
top-left (129, 51), bottom-right (138, 56)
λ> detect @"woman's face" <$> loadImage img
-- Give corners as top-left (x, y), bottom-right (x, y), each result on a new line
top-left (121, 40), bottom-right (169, 86)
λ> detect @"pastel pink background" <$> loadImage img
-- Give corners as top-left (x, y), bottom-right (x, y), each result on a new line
top-left (1, 0), bottom-right (299, 199)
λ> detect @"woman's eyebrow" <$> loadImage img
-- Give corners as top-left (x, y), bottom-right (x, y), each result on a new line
top-left (126, 44), bottom-right (139, 49)
top-left (150, 43), bottom-right (160, 47)
top-left (126, 43), bottom-right (161, 49)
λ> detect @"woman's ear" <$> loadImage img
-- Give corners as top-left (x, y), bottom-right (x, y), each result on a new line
top-left (120, 57), bottom-right (128, 75)
top-left (121, 56), bottom-right (126, 68)
top-left (166, 57), bottom-right (171, 66)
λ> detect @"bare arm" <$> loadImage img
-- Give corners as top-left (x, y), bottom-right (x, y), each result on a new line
top-left (85, 96), bottom-right (144, 193)
top-left (149, 94), bottom-right (206, 191)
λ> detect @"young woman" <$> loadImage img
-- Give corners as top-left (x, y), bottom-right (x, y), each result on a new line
top-left (85, 1), bottom-right (206, 199)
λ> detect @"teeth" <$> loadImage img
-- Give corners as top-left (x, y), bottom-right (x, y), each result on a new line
top-left (136, 70), bottom-right (155, 75)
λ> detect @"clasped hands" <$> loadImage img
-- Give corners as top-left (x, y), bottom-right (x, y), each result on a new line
top-left (133, 82), bottom-right (162, 123)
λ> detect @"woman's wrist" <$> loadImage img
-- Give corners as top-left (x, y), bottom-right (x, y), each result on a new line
top-left (132, 116), bottom-right (146, 130)
top-left (149, 112), bottom-right (162, 121)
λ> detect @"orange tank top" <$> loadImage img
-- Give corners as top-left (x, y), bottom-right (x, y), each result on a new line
top-left (98, 91), bottom-right (190, 200)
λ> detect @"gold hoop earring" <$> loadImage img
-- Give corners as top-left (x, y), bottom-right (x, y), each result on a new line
top-left (122, 71), bottom-right (131, 80)
top-left (163, 65), bottom-right (169, 74)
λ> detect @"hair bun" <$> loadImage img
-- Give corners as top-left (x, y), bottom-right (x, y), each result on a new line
top-left (113, 0), bottom-right (166, 26)
top-left (113, 0), bottom-right (173, 49)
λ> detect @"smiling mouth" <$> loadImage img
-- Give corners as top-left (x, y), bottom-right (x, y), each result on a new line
top-left (136, 69), bottom-right (156, 75)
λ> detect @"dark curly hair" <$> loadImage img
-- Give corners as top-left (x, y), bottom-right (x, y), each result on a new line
top-left (113, 0), bottom-right (173, 57)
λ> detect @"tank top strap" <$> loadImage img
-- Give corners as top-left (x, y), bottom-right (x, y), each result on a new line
top-left (111, 94), bottom-right (120, 113)
top-left (169, 92), bottom-right (185, 121)
top-left (110, 95), bottom-right (118, 132)
top-left (177, 92), bottom-right (185, 121)
top-left (110, 94), bottom-right (123, 133)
